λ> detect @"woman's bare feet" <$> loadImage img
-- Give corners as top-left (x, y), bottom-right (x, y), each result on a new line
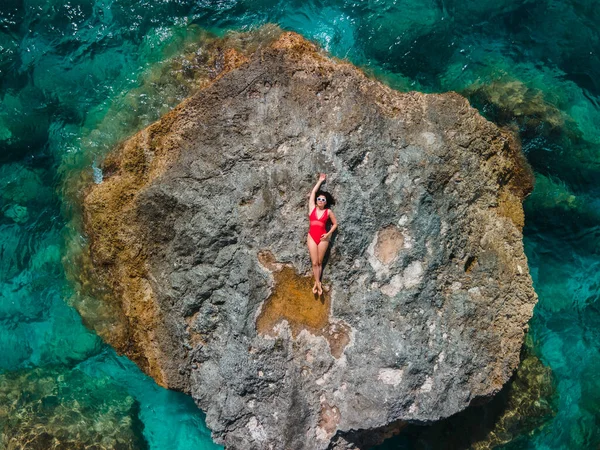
top-left (317, 282), bottom-right (323, 296)
top-left (312, 282), bottom-right (318, 294)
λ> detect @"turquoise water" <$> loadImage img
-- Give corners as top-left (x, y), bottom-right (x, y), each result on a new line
top-left (1, 0), bottom-right (599, 448)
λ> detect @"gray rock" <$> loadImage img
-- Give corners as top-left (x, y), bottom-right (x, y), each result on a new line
top-left (83, 32), bottom-right (537, 449)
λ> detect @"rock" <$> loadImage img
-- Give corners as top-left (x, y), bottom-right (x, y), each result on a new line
top-left (82, 32), bottom-right (537, 449)
top-left (377, 339), bottom-right (556, 450)
top-left (0, 367), bottom-right (145, 450)
top-left (3, 204), bottom-right (29, 224)
top-left (463, 79), bottom-right (571, 138)
top-left (469, 343), bottom-right (556, 450)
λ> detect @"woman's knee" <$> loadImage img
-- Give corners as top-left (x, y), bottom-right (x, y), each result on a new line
top-left (312, 261), bottom-right (321, 269)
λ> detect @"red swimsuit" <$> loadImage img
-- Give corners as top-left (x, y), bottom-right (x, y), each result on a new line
top-left (308, 207), bottom-right (329, 245)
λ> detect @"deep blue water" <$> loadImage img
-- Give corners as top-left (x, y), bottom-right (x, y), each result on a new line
top-left (1, 0), bottom-right (599, 448)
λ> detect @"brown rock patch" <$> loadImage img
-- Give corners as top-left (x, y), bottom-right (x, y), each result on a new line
top-left (318, 403), bottom-right (341, 438)
top-left (256, 265), bottom-right (330, 333)
top-left (256, 251), bottom-right (350, 359)
top-left (374, 226), bottom-right (404, 265)
top-left (496, 189), bottom-right (526, 229)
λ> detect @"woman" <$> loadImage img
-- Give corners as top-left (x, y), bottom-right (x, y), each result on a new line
top-left (307, 173), bottom-right (338, 295)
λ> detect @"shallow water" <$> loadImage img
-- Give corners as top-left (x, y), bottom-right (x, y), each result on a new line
top-left (1, 0), bottom-right (600, 448)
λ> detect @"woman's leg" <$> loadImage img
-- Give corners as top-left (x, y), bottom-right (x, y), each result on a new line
top-left (316, 241), bottom-right (330, 295)
top-left (307, 235), bottom-right (320, 293)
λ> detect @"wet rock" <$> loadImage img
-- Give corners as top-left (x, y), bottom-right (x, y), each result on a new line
top-left (82, 32), bottom-right (537, 449)
top-left (3, 204), bottom-right (29, 224)
top-left (0, 367), bottom-right (146, 450)
top-left (463, 78), bottom-right (576, 144)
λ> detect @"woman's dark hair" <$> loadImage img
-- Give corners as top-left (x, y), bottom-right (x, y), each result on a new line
top-left (316, 190), bottom-right (336, 208)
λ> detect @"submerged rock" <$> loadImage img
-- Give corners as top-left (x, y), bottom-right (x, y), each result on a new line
top-left (83, 32), bottom-right (537, 449)
top-left (0, 367), bottom-right (145, 450)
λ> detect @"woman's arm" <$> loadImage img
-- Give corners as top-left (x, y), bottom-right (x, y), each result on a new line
top-left (309, 173), bottom-right (326, 212)
top-left (323, 210), bottom-right (338, 240)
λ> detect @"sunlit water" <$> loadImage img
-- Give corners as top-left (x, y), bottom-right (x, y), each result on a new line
top-left (1, 0), bottom-right (599, 448)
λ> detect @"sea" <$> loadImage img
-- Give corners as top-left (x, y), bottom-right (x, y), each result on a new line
top-left (1, 0), bottom-right (599, 448)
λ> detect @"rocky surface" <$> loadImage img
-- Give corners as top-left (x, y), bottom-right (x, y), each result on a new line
top-left (83, 32), bottom-right (537, 449)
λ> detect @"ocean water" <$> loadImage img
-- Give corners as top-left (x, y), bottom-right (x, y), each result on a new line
top-left (1, 0), bottom-right (599, 448)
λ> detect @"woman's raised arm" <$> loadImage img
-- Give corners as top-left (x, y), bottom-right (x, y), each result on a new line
top-left (308, 173), bottom-right (326, 212)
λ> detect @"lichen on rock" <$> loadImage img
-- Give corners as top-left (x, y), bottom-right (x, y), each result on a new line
top-left (82, 31), bottom-right (537, 449)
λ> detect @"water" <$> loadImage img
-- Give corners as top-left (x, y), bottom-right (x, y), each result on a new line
top-left (1, 0), bottom-right (599, 448)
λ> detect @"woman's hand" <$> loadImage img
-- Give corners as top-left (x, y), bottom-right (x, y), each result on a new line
top-left (321, 232), bottom-right (331, 241)
top-left (310, 173), bottom-right (327, 212)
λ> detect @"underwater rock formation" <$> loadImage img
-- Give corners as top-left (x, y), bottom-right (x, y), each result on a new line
top-left (83, 32), bottom-right (537, 449)
top-left (0, 367), bottom-right (145, 450)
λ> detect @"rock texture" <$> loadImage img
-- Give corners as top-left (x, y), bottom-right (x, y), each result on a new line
top-left (0, 368), bottom-right (145, 450)
top-left (83, 32), bottom-right (537, 449)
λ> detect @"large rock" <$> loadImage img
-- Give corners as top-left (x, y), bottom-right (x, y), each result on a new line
top-left (83, 32), bottom-right (537, 449)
